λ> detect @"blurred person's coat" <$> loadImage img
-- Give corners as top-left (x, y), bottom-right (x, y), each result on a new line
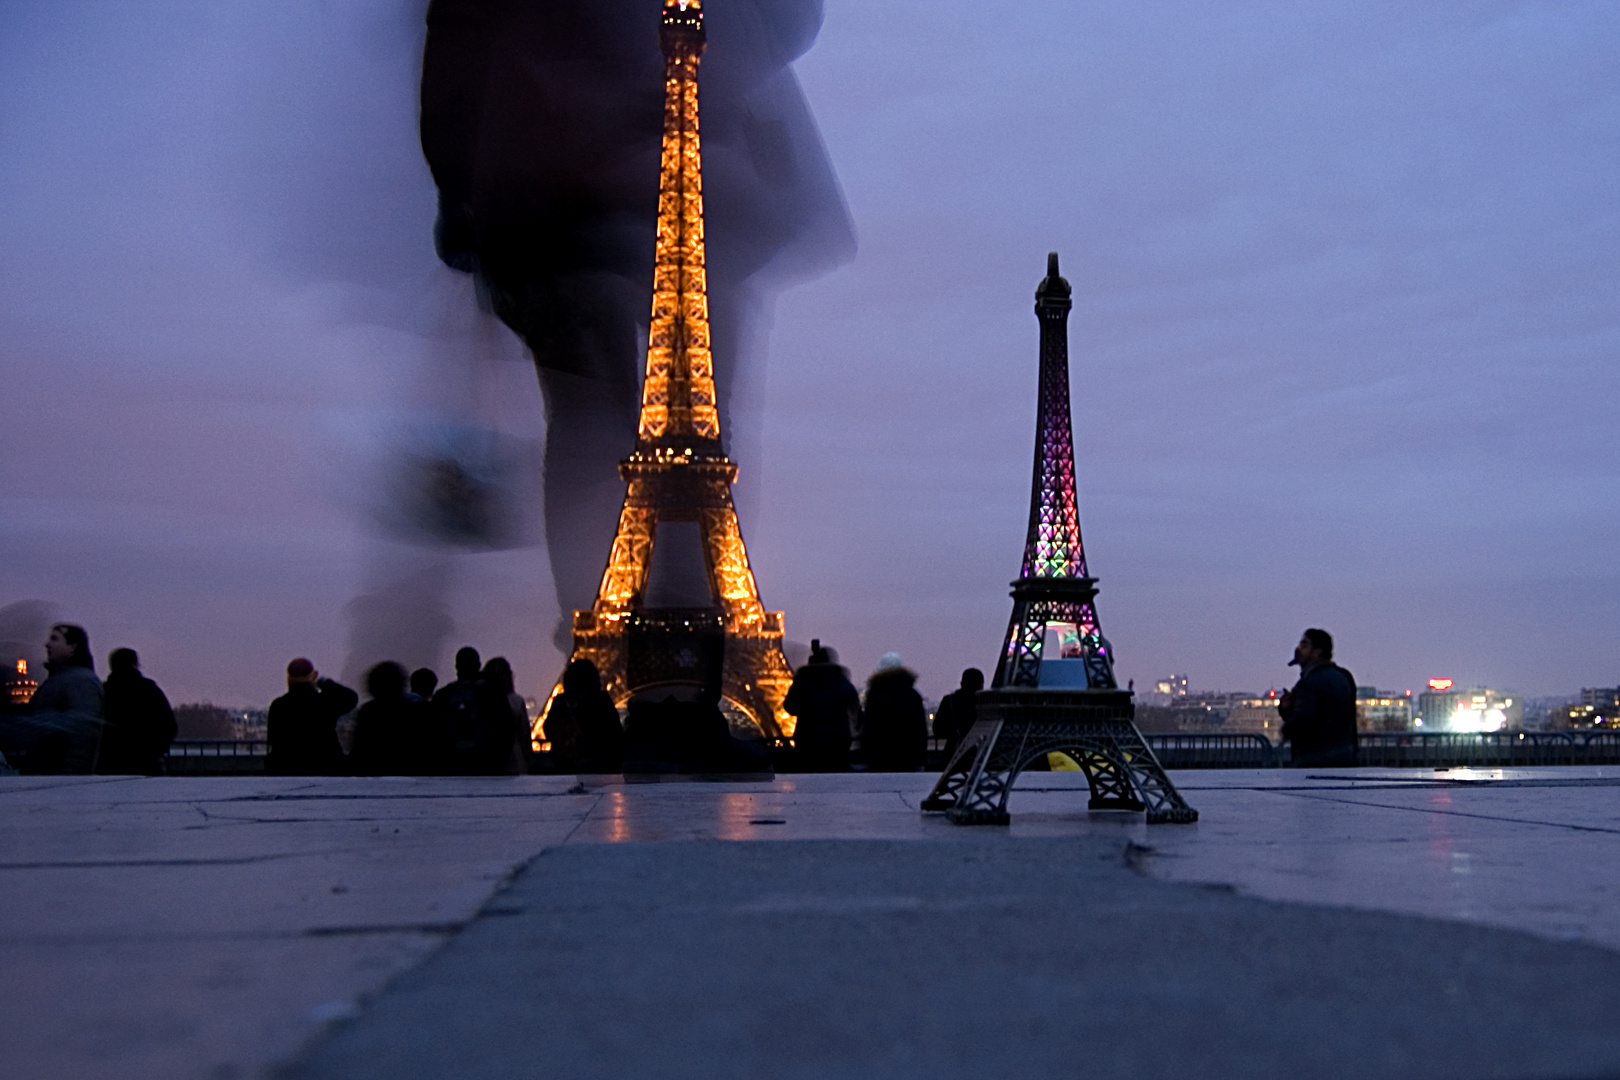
top-left (97, 669), bottom-right (176, 775)
top-left (783, 661), bottom-right (859, 772)
top-left (350, 694), bottom-right (437, 777)
top-left (0, 662), bottom-right (104, 773)
top-left (860, 667), bottom-right (927, 772)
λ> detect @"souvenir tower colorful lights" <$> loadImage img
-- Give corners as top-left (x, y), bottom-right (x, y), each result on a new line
top-left (921, 253), bottom-right (1196, 825)
top-left (993, 252), bottom-right (1117, 690)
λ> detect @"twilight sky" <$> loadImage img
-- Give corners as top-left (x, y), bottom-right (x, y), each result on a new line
top-left (2, 0), bottom-right (1617, 707)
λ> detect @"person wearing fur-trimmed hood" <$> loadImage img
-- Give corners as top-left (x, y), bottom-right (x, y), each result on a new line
top-left (860, 652), bottom-right (927, 772)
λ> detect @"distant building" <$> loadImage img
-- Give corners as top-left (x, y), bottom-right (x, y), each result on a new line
top-left (1561, 689), bottom-right (1620, 728)
top-left (1226, 692), bottom-right (1285, 742)
top-left (1417, 685), bottom-right (1521, 732)
top-left (1167, 692), bottom-right (1231, 731)
top-left (1135, 688), bottom-right (1285, 740)
top-left (1356, 687), bottom-right (1414, 732)
top-left (174, 703), bottom-right (236, 739)
top-left (1580, 687), bottom-right (1620, 714)
top-left (232, 709), bottom-right (268, 741)
top-left (1155, 675), bottom-right (1189, 699)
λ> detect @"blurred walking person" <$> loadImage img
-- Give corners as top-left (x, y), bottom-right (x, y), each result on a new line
top-left (97, 648), bottom-right (176, 775)
top-left (783, 640), bottom-right (859, 772)
top-left (0, 624), bottom-right (103, 773)
top-left (861, 652), bottom-right (928, 772)
top-left (350, 661), bottom-right (436, 776)
top-left (932, 667), bottom-right (984, 766)
top-left (549, 659), bottom-right (623, 774)
top-left (266, 658), bottom-right (358, 776)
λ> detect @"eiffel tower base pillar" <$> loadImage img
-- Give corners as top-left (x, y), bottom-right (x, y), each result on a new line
top-left (920, 689), bottom-right (1198, 825)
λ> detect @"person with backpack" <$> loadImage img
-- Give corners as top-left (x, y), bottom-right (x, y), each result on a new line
top-left (350, 661), bottom-right (437, 776)
top-left (783, 640), bottom-right (860, 772)
top-left (548, 659), bottom-right (623, 774)
top-left (431, 647), bottom-right (486, 775)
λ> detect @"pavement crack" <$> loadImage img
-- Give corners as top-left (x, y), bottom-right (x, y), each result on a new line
top-left (0, 852), bottom-right (321, 870)
top-left (1272, 790), bottom-right (1620, 835)
top-left (304, 922), bottom-right (465, 938)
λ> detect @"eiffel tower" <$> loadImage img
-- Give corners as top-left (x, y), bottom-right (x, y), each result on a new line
top-left (550, 0), bottom-right (794, 741)
top-left (922, 253), bottom-right (1197, 824)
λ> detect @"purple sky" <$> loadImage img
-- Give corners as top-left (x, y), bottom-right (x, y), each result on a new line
top-left (2, 1), bottom-right (1617, 708)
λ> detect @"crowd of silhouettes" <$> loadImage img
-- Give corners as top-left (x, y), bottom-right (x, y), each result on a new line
top-left (0, 623), bottom-right (986, 778)
top-left (266, 646), bottom-right (534, 777)
top-left (782, 641), bottom-right (966, 773)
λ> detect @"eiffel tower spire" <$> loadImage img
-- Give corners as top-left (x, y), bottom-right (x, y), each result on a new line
top-left (638, 0), bottom-right (719, 451)
top-left (552, 0), bottom-right (794, 742)
top-left (993, 252), bottom-right (1117, 690)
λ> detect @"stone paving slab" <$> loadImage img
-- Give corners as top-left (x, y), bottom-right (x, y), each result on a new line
top-left (5, 769), bottom-right (1620, 1079)
top-left (289, 838), bottom-right (1620, 1080)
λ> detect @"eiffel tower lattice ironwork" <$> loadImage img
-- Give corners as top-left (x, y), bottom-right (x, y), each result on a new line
top-left (922, 253), bottom-right (1196, 824)
top-left (549, 0), bottom-right (794, 741)
top-left (996, 251), bottom-right (1114, 691)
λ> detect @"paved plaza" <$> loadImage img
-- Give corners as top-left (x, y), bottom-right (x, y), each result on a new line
top-left (6, 768), bottom-right (1620, 1078)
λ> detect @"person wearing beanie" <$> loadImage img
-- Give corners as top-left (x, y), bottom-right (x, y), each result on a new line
top-left (860, 652), bottom-right (928, 772)
top-left (266, 658), bottom-right (358, 775)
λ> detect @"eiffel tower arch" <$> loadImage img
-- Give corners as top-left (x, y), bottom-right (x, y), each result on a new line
top-left (545, 0), bottom-right (794, 743)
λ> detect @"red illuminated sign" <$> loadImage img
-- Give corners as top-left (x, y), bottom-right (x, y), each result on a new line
top-left (1427, 678), bottom-right (1454, 692)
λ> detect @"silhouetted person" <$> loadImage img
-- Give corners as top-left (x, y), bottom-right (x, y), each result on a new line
top-left (97, 648), bottom-right (176, 775)
top-left (479, 657), bottom-right (527, 774)
top-left (783, 639), bottom-right (859, 772)
top-left (1278, 628), bottom-right (1358, 767)
top-left (861, 652), bottom-right (928, 772)
top-left (432, 646), bottom-right (487, 774)
top-left (932, 667), bottom-right (984, 765)
top-left (266, 658), bottom-right (358, 776)
top-left (410, 667), bottom-right (439, 702)
top-left (0, 624), bottom-right (103, 774)
top-left (351, 661), bottom-right (437, 776)
top-left (551, 659), bottom-right (623, 774)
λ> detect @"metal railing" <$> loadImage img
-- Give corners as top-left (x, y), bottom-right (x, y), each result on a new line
top-left (1355, 731), bottom-right (1620, 768)
top-left (150, 731), bottom-right (1620, 775)
top-left (163, 739), bottom-right (267, 775)
top-left (167, 739), bottom-right (267, 757)
top-left (1143, 733), bottom-right (1282, 768)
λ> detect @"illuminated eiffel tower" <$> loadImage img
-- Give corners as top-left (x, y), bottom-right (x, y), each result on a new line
top-left (552, 0), bottom-right (794, 740)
